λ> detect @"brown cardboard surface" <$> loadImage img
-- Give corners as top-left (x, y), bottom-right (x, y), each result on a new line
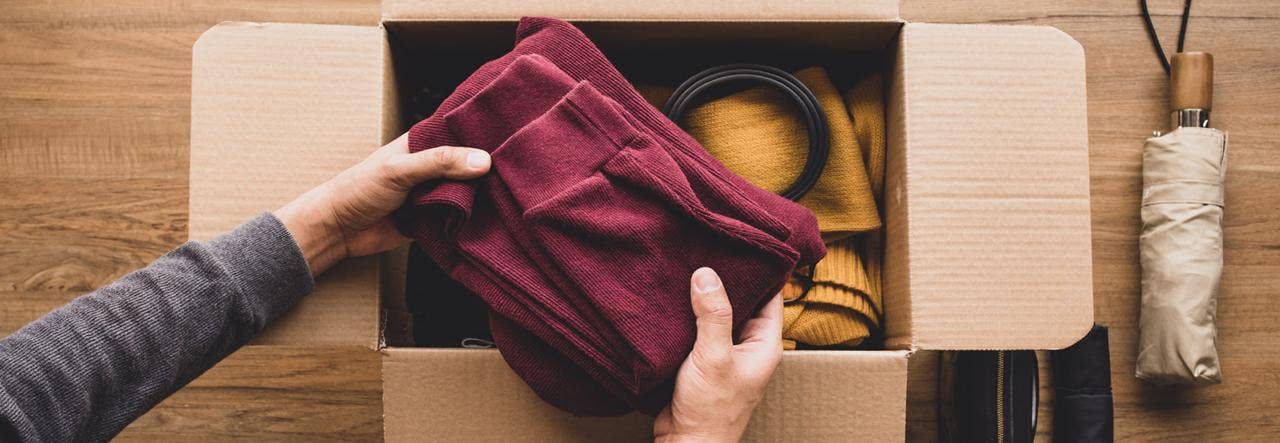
top-left (883, 32), bottom-right (914, 352)
top-left (884, 23), bottom-right (1093, 350)
top-left (381, 246), bottom-right (412, 347)
top-left (382, 348), bottom-right (652, 442)
top-left (190, 22), bottom-right (390, 347)
top-left (382, 348), bottom-right (909, 442)
top-left (744, 351), bottom-right (909, 441)
top-left (383, 0), bottom-right (899, 22)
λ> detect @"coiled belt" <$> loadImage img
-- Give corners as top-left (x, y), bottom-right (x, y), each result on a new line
top-left (662, 64), bottom-right (830, 202)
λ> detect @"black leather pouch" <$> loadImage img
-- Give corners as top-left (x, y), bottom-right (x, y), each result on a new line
top-left (1052, 325), bottom-right (1114, 443)
top-left (939, 350), bottom-right (1039, 443)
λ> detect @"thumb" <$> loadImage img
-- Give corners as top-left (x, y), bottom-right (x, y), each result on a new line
top-left (690, 267), bottom-right (734, 361)
top-left (382, 145), bottom-right (491, 189)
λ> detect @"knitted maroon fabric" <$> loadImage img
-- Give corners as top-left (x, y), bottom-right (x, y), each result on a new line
top-left (398, 17), bottom-right (825, 416)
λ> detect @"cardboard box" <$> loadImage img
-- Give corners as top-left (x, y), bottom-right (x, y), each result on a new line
top-left (190, 1), bottom-right (1092, 440)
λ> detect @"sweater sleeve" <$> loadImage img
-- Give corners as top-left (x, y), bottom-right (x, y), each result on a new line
top-left (0, 213), bottom-right (315, 442)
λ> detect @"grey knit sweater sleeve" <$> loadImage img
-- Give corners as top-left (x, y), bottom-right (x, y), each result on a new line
top-left (0, 213), bottom-right (315, 442)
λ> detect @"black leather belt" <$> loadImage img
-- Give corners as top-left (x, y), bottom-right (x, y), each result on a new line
top-left (661, 64), bottom-right (830, 202)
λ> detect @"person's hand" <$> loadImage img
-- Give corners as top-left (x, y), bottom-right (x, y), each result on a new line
top-left (274, 133), bottom-right (490, 275)
top-left (654, 268), bottom-right (784, 442)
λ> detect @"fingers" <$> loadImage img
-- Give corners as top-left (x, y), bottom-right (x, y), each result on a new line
top-left (735, 293), bottom-right (783, 384)
top-left (738, 293), bottom-right (783, 346)
top-left (380, 145), bottom-right (491, 189)
top-left (379, 131), bottom-right (412, 154)
top-left (690, 267), bottom-right (734, 361)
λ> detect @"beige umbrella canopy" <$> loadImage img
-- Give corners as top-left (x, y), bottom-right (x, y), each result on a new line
top-left (1136, 52), bottom-right (1226, 385)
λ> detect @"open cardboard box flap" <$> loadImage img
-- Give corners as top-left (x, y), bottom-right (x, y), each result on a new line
top-left (188, 2), bottom-right (1092, 439)
top-left (885, 23), bottom-right (1092, 350)
top-left (190, 22), bottom-right (391, 348)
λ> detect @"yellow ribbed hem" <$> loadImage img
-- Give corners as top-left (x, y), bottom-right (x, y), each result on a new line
top-left (782, 238), bottom-right (881, 349)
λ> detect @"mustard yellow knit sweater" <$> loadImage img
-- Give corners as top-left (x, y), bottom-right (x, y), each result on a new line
top-left (780, 71), bottom-right (887, 349)
top-left (644, 67), bottom-right (887, 349)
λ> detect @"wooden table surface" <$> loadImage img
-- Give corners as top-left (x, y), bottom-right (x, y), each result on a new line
top-left (2, 1), bottom-right (1277, 441)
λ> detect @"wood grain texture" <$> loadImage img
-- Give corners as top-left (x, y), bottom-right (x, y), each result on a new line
top-left (903, 0), bottom-right (1280, 441)
top-left (0, 0), bottom-right (383, 439)
top-left (2, 0), bottom-right (1278, 441)
top-left (114, 345), bottom-right (383, 442)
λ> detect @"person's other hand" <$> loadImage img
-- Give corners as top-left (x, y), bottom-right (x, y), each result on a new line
top-left (654, 267), bottom-right (784, 442)
top-left (274, 133), bottom-right (490, 275)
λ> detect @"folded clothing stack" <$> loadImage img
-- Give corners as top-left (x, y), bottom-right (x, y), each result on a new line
top-left (397, 17), bottom-right (825, 416)
top-left (644, 67), bottom-right (888, 349)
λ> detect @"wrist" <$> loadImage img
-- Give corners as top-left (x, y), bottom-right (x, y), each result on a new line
top-left (654, 420), bottom-right (745, 443)
top-left (274, 187), bottom-right (348, 276)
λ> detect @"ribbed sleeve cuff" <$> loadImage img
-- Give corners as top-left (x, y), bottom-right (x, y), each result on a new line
top-left (206, 213), bottom-right (316, 325)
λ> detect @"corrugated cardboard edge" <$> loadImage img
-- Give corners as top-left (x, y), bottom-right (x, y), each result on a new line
top-left (380, 246), bottom-right (412, 347)
top-left (744, 350), bottom-right (910, 441)
top-left (884, 31), bottom-right (914, 351)
top-left (382, 0), bottom-right (900, 22)
top-left (381, 348), bottom-right (652, 443)
top-left (378, 34), bottom-right (406, 348)
top-left (190, 22), bottom-right (390, 348)
top-left (890, 23), bottom-right (1094, 351)
top-left (382, 348), bottom-right (910, 442)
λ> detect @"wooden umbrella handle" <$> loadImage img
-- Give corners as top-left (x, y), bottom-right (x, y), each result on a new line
top-left (1171, 52), bottom-right (1213, 111)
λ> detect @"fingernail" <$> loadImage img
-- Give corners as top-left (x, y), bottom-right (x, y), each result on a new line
top-left (465, 150), bottom-right (490, 170)
top-left (693, 268), bottom-right (722, 293)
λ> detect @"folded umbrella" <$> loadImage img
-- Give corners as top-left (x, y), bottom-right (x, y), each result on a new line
top-left (1136, 51), bottom-right (1226, 385)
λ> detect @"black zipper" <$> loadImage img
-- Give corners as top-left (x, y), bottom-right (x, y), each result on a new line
top-left (996, 350), bottom-right (1007, 443)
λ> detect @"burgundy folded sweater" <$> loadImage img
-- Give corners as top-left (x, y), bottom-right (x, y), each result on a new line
top-left (398, 17), bottom-right (824, 415)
